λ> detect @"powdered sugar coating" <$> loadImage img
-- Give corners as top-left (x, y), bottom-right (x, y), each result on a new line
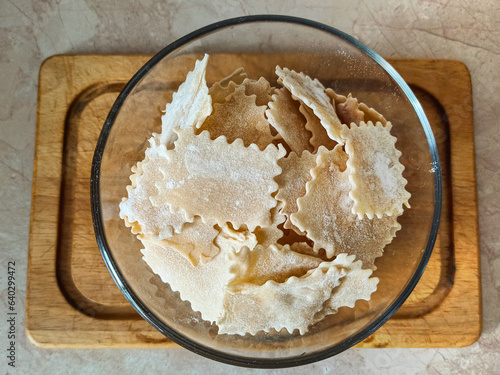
top-left (314, 254), bottom-right (379, 322)
top-left (336, 94), bottom-right (365, 125)
top-left (276, 66), bottom-right (343, 144)
top-left (227, 243), bottom-right (322, 289)
top-left (266, 87), bottom-right (313, 154)
top-left (252, 200), bottom-right (286, 247)
top-left (151, 128), bottom-right (285, 231)
top-left (275, 147), bottom-right (328, 235)
top-left (209, 67), bottom-right (247, 104)
top-left (299, 103), bottom-right (337, 152)
top-left (141, 238), bottom-right (233, 323)
top-left (217, 262), bottom-right (347, 335)
top-left (140, 217), bottom-right (220, 267)
top-left (198, 86), bottom-right (274, 150)
top-left (342, 121), bottom-right (410, 219)
top-left (159, 54), bottom-right (212, 147)
top-left (292, 146), bottom-right (400, 268)
top-left (326, 88), bottom-right (387, 126)
top-left (119, 139), bottom-right (191, 239)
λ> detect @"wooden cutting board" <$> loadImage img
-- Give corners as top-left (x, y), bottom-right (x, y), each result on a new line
top-left (27, 55), bottom-right (481, 348)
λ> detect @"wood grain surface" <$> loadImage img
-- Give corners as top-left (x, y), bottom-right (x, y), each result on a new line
top-left (27, 55), bottom-right (480, 348)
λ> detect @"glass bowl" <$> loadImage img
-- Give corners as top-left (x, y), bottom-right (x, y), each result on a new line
top-left (91, 15), bottom-right (441, 368)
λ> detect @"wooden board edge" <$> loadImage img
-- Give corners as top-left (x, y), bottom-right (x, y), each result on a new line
top-left (26, 56), bottom-right (64, 337)
top-left (449, 59), bottom-right (482, 342)
top-left (26, 329), bottom-right (180, 349)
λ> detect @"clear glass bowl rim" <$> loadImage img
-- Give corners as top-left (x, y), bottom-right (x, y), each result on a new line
top-left (90, 14), bottom-right (442, 368)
